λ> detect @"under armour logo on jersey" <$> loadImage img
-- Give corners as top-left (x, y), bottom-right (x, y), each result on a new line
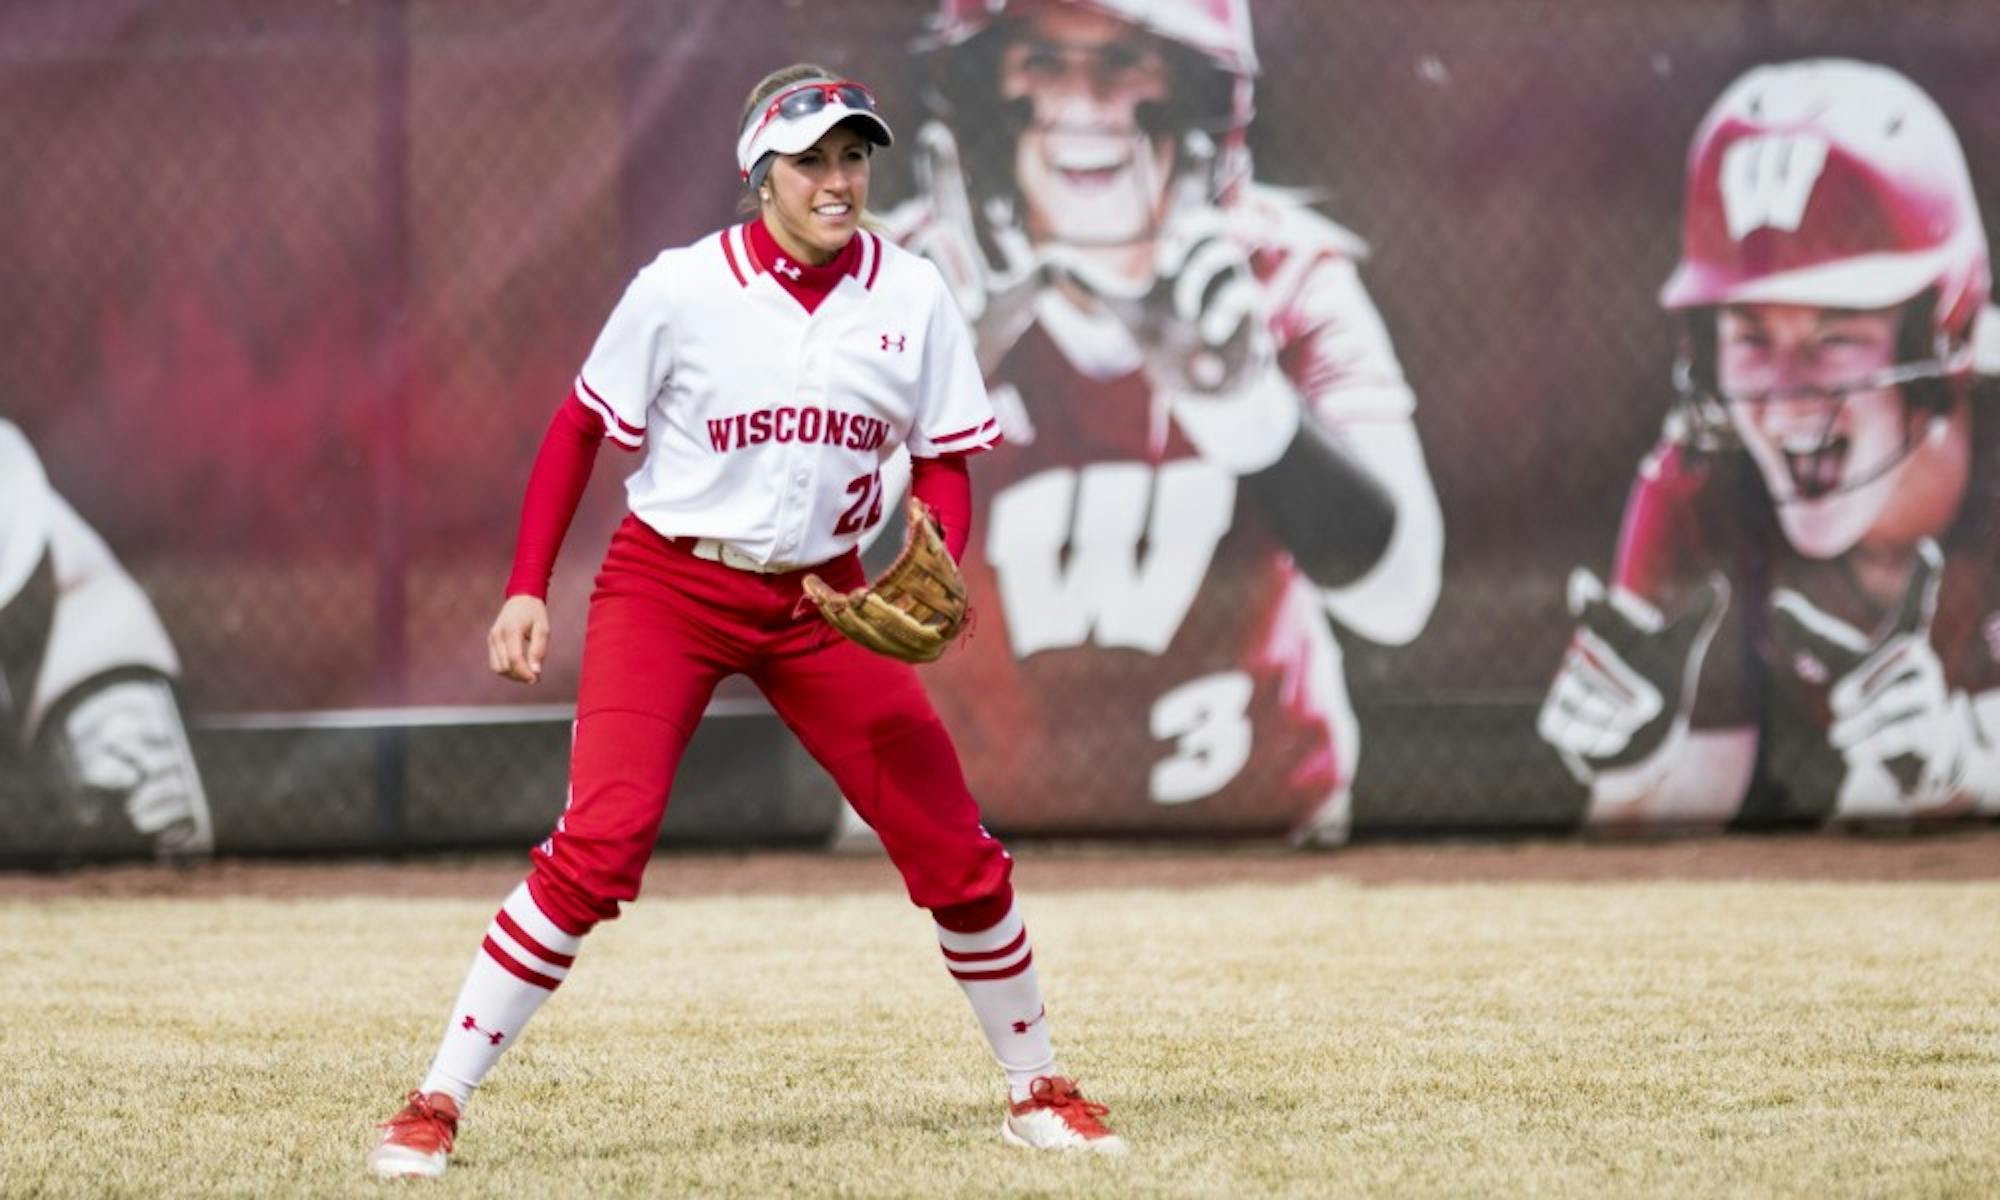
top-left (460, 1014), bottom-right (505, 1046)
top-left (1719, 133), bottom-right (1830, 240)
top-left (881, 333), bottom-right (906, 352)
top-left (772, 256), bottom-right (803, 281)
top-left (1010, 1005), bottom-right (1047, 1035)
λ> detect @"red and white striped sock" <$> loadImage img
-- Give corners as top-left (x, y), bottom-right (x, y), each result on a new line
top-left (937, 901), bottom-right (1057, 1102)
top-left (419, 882), bottom-right (582, 1105)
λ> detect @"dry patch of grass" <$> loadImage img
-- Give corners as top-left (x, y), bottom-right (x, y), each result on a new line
top-left (2, 878), bottom-right (1997, 1197)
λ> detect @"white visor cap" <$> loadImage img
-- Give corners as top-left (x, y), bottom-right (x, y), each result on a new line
top-left (736, 80), bottom-right (894, 180)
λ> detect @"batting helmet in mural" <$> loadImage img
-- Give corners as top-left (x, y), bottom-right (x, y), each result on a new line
top-left (1662, 58), bottom-right (1990, 363)
top-left (926, 0), bottom-right (1259, 78)
top-left (914, 0), bottom-right (1260, 247)
top-left (1659, 58), bottom-right (1991, 473)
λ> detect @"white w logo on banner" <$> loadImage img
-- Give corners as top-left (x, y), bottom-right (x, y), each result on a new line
top-left (986, 460), bottom-right (1235, 657)
top-left (1719, 133), bottom-right (1831, 240)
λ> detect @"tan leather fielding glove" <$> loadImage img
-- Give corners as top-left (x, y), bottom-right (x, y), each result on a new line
top-left (802, 496), bottom-right (968, 664)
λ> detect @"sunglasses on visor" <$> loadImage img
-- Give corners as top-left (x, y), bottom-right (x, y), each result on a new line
top-left (745, 80), bottom-right (878, 145)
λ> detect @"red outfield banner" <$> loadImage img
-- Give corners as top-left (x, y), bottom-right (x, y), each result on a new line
top-left (2, 0), bottom-right (1998, 861)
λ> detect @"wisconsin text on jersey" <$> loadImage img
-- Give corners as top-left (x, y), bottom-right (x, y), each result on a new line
top-left (705, 406), bottom-right (891, 452)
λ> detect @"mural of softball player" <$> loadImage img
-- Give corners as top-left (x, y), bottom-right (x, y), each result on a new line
top-left (1537, 59), bottom-right (2000, 827)
top-left (0, 419), bottom-right (212, 859)
top-left (368, 65), bottom-right (1123, 1179)
top-left (884, 0), bottom-right (1444, 844)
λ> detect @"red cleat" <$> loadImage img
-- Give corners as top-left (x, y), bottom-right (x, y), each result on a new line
top-left (368, 1090), bottom-right (460, 1179)
top-left (1002, 1076), bottom-right (1127, 1155)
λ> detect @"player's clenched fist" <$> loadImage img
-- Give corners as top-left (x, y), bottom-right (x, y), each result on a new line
top-left (488, 594), bottom-right (550, 684)
top-left (1537, 568), bottom-right (1728, 785)
top-left (1142, 207), bottom-right (1299, 476)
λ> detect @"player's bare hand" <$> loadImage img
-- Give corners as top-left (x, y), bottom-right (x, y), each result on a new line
top-left (488, 594), bottom-right (550, 684)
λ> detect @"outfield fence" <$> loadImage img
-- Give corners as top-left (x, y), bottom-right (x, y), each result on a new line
top-left (3, 0), bottom-right (1998, 859)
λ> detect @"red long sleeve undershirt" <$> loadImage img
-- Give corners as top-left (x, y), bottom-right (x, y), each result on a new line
top-left (910, 454), bottom-right (972, 561)
top-left (504, 395), bottom-right (603, 600)
top-left (503, 394), bottom-right (977, 600)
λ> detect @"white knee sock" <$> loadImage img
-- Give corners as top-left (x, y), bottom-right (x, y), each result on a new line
top-left (937, 901), bottom-right (1057, 1102)
top-left (419, 882), bottom-right (582, 1105)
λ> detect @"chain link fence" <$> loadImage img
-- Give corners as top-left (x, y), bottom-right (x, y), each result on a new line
top-left (2, 0), bottom-right (1997, 860)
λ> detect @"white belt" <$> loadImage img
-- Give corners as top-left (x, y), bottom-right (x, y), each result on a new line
top-left (689, 538), bottom-right (800, 575)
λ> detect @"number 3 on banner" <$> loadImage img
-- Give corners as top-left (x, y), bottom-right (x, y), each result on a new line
top-left (1149, 670), bottom-right (1254, 805)
top-left (833, 469), bottom-right (884, 536)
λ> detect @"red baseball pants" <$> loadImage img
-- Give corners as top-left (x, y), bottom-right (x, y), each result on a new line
top-left (525, 514), bottom-right (1012, 933)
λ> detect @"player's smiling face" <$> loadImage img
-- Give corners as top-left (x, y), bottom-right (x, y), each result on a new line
top-left (764, 124), bottom-right (870, 266)
top-left (1719, 302), bottom-right (1911, 558)
top-left (1000, 8), bottom-right (1174, 248)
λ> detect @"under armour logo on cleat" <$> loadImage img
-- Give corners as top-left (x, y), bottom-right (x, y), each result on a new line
top-left (772, 256), bottom-right (803, 281)
top-left (880, 333), bottom-right (905, 352)
top-left (1010, 1005), bottom-right (1047, 1035)
top-left (461, 1014), bottom-right (506, 1045)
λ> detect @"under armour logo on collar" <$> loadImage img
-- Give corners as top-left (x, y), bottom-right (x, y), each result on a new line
top-left (881, 333), bottom-right (905, 352)
top-left (772, 256), bottom-right (803, 281)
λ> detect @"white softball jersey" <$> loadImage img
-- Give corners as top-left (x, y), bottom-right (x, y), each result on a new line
top-left (572, 223), bottom-right (999, 570)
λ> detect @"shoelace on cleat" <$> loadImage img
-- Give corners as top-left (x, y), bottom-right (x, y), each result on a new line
top-left (1016, 1076), bottom-right (1112, 1137)
top-left (379, 1091), bottom-right (457, 1154)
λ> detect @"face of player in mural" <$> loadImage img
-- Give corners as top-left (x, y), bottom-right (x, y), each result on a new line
top-left (764, 125), bottom-right (871, 266)
top-left (1718, 303), bottom-right (1921, 559)
top-left (999, 7), bottom-right (1175, 250)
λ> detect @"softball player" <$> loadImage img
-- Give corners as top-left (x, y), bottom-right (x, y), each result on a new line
top-left (368, 64), bottom-right (1123, 1178)
top-left (1537, 60), bottom-right (2000, 827)
top-left (886, 0), bottom-right (1444, 846)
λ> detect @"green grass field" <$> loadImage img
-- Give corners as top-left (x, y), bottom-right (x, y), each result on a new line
top-left (3, 874), bottom-right (1997, 1197)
